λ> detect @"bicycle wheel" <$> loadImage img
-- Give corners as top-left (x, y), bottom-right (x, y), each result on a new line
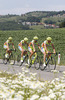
top-left (9, 53), bottom-right (15, 65)
top-left (34, 56), bottom-right (40, 70)
top-left (39, 59), bottom-right (46, 71)
top-left (17, 54), bottom-right (22, 66)
top-left (23, 55), bottom-right (29, 66)
top-left (2, 53), bottom-right (8, 64)
top-left (48, 57), bottom-right (56, 71)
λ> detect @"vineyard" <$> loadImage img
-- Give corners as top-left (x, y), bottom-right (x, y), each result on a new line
top-left (0, 28), bottom-right (65, 65)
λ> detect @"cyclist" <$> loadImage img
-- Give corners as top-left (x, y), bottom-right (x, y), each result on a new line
top-left (28, 36), bottom-right (41, 64)
top-left (41, 37), bottom-right (56, 67)
top-left (18, 37), bottom-right (28, 63)
top-left (4, 37), bottom-right (16, 58)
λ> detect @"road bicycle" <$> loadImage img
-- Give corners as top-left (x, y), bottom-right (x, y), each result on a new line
top-left (17, 50), bottom-right (29, 66)
top-left (28, 51), bottom-right (40, 70)
top-left (40, 53), bottom-right (57, 71)
top-left (3, 49), bottom-right (16, 65)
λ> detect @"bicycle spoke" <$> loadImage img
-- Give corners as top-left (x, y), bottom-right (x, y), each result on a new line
top-left (34, 57), bottom-right (40, 70)
top-left (9, 54), bottom-right (15, 65)
top-left (17, 54), bottom-right (22, 66)
top-left (3, 53), bottom-right (8, 64)
top-left (48, 57), bottom-right (56, 71)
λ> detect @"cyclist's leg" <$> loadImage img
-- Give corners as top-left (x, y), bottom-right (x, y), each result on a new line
top-left (18, 46), bottom-right (23, 62)
top-left (28, 47), bottom-right (33, 64)
top-left (4, 45), bottom-right (9, 58)
top-left (23, 46), bottom-right (28, 60)
top-left (41, 47), bottom-right (46, 66)
top-left (28, 47), bottom-right (33, 58)
top-left (32, 53), bottom-right (37, 64)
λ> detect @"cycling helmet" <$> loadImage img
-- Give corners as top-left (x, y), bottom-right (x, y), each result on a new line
top-left (8, 37), bottom-right (12, 40)
top-left (33, 36), bottom-right (38, 40)
top-left (24, 37), bottom-right (28, 41)
top-left (47, 37), bottom-right (52, 41)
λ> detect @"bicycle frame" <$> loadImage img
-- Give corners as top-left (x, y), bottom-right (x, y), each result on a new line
top-left (28, 50), bottom-right (40, 69)
top-left (40, 53), bottom-right (57, 71)
top-left (3, 49), bottom-right (15, 64)
top-left (17, 50), bottom-right (29, 66)
top-left (46, 56), bottom-right (52, 66)
top-left (45, 53), bottom-right (57, 69)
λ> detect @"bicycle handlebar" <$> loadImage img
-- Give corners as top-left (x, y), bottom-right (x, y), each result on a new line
top-left (9, 49), bottom-right (16, 52)
top-left (47, 52), bottom-right (57, 56)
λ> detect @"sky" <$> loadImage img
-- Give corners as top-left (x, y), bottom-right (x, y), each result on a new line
top-left (0, 0), bottom-right (65, 15)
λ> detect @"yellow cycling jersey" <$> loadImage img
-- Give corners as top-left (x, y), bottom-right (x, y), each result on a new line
top-left (4, 40), bottom-right (14, 46)
top-left (18, 40), bottom-right (28, 49)
top-left (41, 40), bottom-right (53, 48)
top-left (29, 40), bottom-right (39, 47)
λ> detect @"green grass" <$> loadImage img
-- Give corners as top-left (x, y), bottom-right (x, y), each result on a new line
top-left (0, 28), bottom-right (65, 65)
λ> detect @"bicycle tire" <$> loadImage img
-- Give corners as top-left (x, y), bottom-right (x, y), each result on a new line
top-left (9, 53), bottom-right (15, 65)
top-left (39, 59), bottom-right (46, 71)
top-left (17, 54), bottom-right (29, 66)
top-left (23, 55), bottom-right (29, 66)
top-left (48, 57), bottom-right (56, 71)
top-left (17, 54), bottom-right (22, 66)
top-left (34, 56), bottom-right (40, 70)
top-left (3, 53), bottom-right (8, 64)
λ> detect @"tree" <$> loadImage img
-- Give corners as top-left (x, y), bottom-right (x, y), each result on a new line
top-left (27, 16), bottom-right (40, 22)
top-left (0, 21), bottom-right (30, 30)
top-left (59, 21), bottom-right (65, 28)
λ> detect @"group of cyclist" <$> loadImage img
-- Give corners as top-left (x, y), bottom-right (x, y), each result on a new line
top-left (3, 36), bottom-right (56, 67)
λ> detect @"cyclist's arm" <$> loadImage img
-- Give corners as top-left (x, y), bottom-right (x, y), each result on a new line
top-left (12, 43), bottom-right (15, 50)
top-left (24, 43), bottom-right (29, 51)
top-left (32, 43), bottom-right (35, 52)
top-left (12, 43), bottom-right (16, 51)
top-left (7, 43), bottom-right (9, 50)
top-left (21, 43), bottom-right (24, 51)
top-left (27, 43), bottom-right (29, 47)
top-left (51, 44), bottom-right (56, 53)
top-left (44, 44), bottom-right (48, 53)
top-left (37, 44), bottom-right (41, 51)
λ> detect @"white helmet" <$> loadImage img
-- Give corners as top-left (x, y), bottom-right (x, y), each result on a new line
top-left (24, 37), bottom-right (28, 41)
top-left (47, 37), bottom-right (52, 41)
top-left (8, 37), bottom-right (12, 40)
top-left (33, 36), bottom-right (38, 40)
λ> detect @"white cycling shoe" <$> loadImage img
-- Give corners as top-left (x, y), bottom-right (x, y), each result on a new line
top-left (43, 63), bottom-right (46, 67)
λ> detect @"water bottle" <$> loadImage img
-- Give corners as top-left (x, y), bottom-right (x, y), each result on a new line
top-left (58, 52), bottom-right (60, 65)
top-left (23, 56), bottom-right (25, 59)
top-left (5, 53), bottom-right (9, 58)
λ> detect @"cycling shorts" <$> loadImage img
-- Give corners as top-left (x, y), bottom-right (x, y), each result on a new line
top-left (28, 47), bottom-right (32, 52)
top-left (18, 46), bottom-right (26, 51)
top-left (41, 47), bottom-right (45, 53)
top-left (18, 46), bottom-right (22, 51)
top-left (4, 45), bottom-right (8, 49)
top-left (28, 46), bottom-right (34, 52)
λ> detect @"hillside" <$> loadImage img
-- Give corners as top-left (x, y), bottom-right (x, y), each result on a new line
top-left (0, 11), bottom-right (65, 23)
top-left (0, 11), bottom-right (65, 30)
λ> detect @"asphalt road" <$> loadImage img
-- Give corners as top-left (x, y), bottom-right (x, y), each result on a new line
top-left (0, 59), bottom-right (65, 81)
